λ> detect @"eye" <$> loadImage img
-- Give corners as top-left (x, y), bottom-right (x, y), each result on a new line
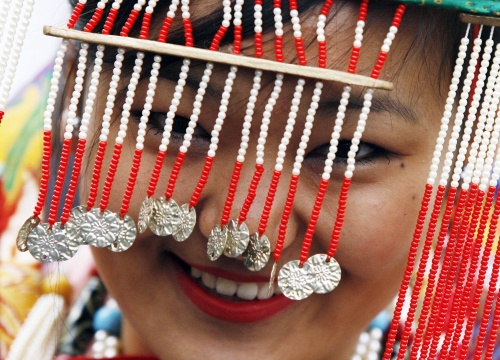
top-left (306, 139), bottom-right (391, 166)
top-left (131, 111), bottom-right (211, 144)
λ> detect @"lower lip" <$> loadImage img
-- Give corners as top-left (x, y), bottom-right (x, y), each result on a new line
top-left (172, 257), bottom-right (294, 323)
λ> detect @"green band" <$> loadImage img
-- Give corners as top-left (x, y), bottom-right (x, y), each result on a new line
top-left (398, 0), bottom-right (500, 16)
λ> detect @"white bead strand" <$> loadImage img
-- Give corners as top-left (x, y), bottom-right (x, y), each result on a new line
top-left (0, 0), bottom-right (23, 87)
top-left (237, 71), bottom-right (262, 163)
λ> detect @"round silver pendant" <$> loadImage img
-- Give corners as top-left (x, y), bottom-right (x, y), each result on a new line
top-left (109, 214), bottom-right (136, 252)
top-left (80, 208), bottom-right (120, 248)
top-left (278, 260), bottom-right (315, 301)
top-left (207, 224), bottom-right (227, 261)
top-left (27, 223), bottom-right (62, 263)
top-left (307, 253), bottom-right (342, 294)
top-left (173, 204), bottom-right (196, 242)
top-left (55, 223), bottom-right (79, 261)
top-left (137, 197), bottom-right (153, 234)
top-left (149, 197), bottom-right (181, 236)
top-left (66, 205), bottom-right (87, 245)
top-left (243, 232), bottom-right (271, 272)
top-left (17, 216), bottom-right (40, 252)
top-left (224, 220), bottom-right (250, 258)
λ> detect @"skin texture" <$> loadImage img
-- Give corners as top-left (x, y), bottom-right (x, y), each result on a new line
top-left (74, 1), bottom-right (453, 359)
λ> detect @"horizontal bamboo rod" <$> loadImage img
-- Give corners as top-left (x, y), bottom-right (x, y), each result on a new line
top-left (460, 13), bottom-right (500, 27)
top-left (44, 26), bottom-right (394, 91)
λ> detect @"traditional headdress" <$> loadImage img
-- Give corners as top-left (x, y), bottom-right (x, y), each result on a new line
top-left (2, 0), bottom-right (500, 358)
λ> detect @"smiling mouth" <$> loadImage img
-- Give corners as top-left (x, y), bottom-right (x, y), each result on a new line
top-left (170, 253), bottom-right (294, 322)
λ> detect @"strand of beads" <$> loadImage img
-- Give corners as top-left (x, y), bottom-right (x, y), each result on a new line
top-left (397, 25), bottom-right (489, 360)
top-left (16, 0), bottom-right (89, 253)
top-left (0, 0), bottom-right (35, 124)
top-left (274, 0), bottom-right (370, 300)
top-left (214, 71), bottom-right (262, 262)
top-left (254, 0), bottom-right (263, 57)
top-left (26, 42), bottom-right (90, 263)
top-left (406, 24), bottom-right (481, 360)
top-left (278, 5), bottom-right (406, 302)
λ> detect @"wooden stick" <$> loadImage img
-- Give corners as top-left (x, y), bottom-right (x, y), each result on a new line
top-left (460, 13), bottom-right (500, 27)
top-left (44, 26), bottom-right (394, 91)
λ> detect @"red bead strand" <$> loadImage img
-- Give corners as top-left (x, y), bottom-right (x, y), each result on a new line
top-left (382, 184), bottom-right (433, 360)
top-left (165, 152), bottom-right (186, 200)
top-left (325, 177), bottom-right (351, 261)
top-left (409, 186), bottom-right (458, 359)
top-left (457, 185), bottom-right (496, 358)
top-left (60, 138), bottom-right (86, 225)
top-left (210, 26), bottom-right (228, 51)
top-left (427, 183), bottom-right (479, 359)
top-left (99, 143), bottom-right (122, 213)
top-left (418, 187), bottom-right (469, 359)
top-left (234, 25), bottom-right (243, 55)
top-left (183, 18), bottom-right (194, 47)
top-left (67, 2), bottom-right (86, 29)
top-left (396, 185), bottom-right (446, 359)
top-left (294, 178), bottom-right (328, 264)
top-left (220, 161), bottom-right (243, 227)
top-left (444, 187), bottom-right (486, 358)
top-left (87, 141), bottom-right (108, 210)
top-left (140, 12), bottom-right (152, 40)
top-left (120, 9), bottom-right (140, 37)
top-left (158, 17), bottom-right (174, 43)
top-left (317, 0), bottom-right (334, 68)
top-left (33, 131), bottom-right (52, 218)
top-left (102, 7), bottom-right (119, 35)
top-left (146, 151), bottom-right (166, 198)
top-left (485, 296), bottom-right (500, 359)
top-left (273, 174), bottom-right (300, 261)
top-left (47, 138), bottom-right (72, 226)
top-left (257, 170), bottom-right (281, 236)
top-left (189, 156), bottom-right (214, 208)
top-left (473, 193), bottom-right (500, 359)
top-left (238, 164), bottom-right (264, 224)
top-left (83, 7), bottom-right (104, 33)
top-left (119, 148), bottom-right (143, 217)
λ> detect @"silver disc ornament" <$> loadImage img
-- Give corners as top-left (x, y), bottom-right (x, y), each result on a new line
top-left (243, 232), bottom-right (271, 272)
top-left (109, 214), bottom-right (137, 252)
top-left (149, 197), bottom-right (181, 236)
top-left (224, 220), bottom-right (250, 258)
top-left (173, 203), bottom-right (196, 242)
top-left (207, 224), bottom-right (227, 261)
top-left (306, 253), bottom-right (341, 294)
top-left (27, 222), bottom-right (79, 263)
top-left (80, 208), bottom-right (121, 248)
top-left (17, 216), bottom-right (40, 252)
top-left (278, 260), bottom-right (316, 300)
top-left (65, 205), bottom-right (88, 245)
top-left (137, 197), bottom-right (154, 234)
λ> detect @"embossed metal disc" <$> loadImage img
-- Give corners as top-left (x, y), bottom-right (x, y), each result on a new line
top-left (149, 197), bottom-right (181, 236)
top-left (80, 209), bottom-right (120, 248)
top-left (17, 216), bottom-right (40, 252)
top-left (307, 253), bottom-right (342, 294)
top-left (27, 223), bottom-right (61, 263)
top-left (278, 260), bottom-right (315, 300)
top-left (173, 204), bottom-right (196, 242)
top-left (243, 232), bottom-right (271, 272)
top-left (54, 223), bottom-right (79, 261)
top-left (109, 214), bottom-right (137, 252)
top-left (137, 197), bottom-right (153, 234)
top-left (66, 205), bottom-right (87, 245)
top-left (224, 220), bottom-right (250, 258)
top-left (207, 224), bottom-right (227, 261)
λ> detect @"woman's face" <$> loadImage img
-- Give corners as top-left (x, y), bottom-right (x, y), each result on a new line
top-left (80, 2), bottom-right (449, 358)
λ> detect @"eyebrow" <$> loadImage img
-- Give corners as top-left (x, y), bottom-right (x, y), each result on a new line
top-left (318, 92), bottom-right (421, 125)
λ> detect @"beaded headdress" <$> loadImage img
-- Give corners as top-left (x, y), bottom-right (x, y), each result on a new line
top-left (2, 0), bottom-right (500, 358)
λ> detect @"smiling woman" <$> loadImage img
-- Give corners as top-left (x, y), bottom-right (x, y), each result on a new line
top-left (6, 0), bottom-right (500, 359)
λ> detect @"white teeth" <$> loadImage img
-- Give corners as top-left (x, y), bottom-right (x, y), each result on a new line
top-left (257, 284), bottom-right (273, 300)
top-left (191, 267), bottom-right (202, 279)
top-left (237, 282), bottom-right (259, 300)
top-left (201, 272), bottom-right (217, 289)
top-left (216, 278), bottom-right (238, 296)
top-left (191, 266), bottom-right (278, 300)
